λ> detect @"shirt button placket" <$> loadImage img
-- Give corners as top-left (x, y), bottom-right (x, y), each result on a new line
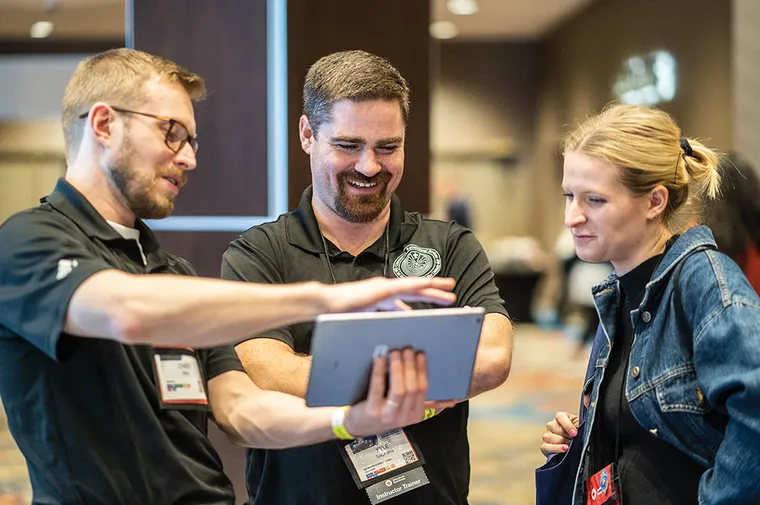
top-left (631, 311), bottom-right (651, 379)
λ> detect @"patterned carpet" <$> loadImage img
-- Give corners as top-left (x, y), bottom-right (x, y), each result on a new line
top-left (0, 413), bottom-right (28, 505)
top-left (0, 325), bottom-right (587, 505)
top-left (468, 326), bottom-right (588, 505)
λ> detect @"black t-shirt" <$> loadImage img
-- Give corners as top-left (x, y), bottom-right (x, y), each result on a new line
top-left (221, 186), bottom-right (509, 505)
top-left (0, 179), bottom-right (244, 505)
top-left (593, 254), bottom-right (704, 504)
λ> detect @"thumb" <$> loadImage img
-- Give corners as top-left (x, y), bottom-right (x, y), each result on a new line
top-left (394, 300), bottom-right (414, 311)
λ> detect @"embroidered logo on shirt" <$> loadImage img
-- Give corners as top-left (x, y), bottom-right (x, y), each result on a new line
top-left (392, 245), bottom-right (441, 278)
top-left (56, 259), bottom-right (79, 280)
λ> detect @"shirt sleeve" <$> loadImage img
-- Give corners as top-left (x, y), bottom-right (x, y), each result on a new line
top-left (220, 228), bottom-right (295, 349)
top-left (0, 210), bottom-right (114, 361)
top-left (205, 344), bottom-right (246, 380)
top-left (444, 225), bottom-right (509, 318)
top-left (695, 301), bottom-right (760, 503)
top-left (688, 255), bottom-right (760, 503)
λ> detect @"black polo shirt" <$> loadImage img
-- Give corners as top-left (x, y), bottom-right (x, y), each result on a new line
top-left (222, 186), bottom-right (508, 505)
top-left (0, 179), bottom-right (244, 505)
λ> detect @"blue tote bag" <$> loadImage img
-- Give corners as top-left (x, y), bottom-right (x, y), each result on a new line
top-left (534, 420), bottom-right (585, 505)
top-left (535, 323), bottom-right (605, 505)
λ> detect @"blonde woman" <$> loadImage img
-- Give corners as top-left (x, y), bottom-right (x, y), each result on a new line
top-left (539, 104), bottom-right (760, 504)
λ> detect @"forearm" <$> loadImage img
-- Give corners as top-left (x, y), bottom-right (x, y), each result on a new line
top-left (237, 340), bottom-right (312, 398)
top-left (211, 350), bottom-right (435, 450)
top-left (219, 388), bottom-right (336, 449)
top-left (467, 313), bottom-right (513, 397)
top-left (468, 350), bottom-right (511, 397)
top-left (65, 270), bottom-right (326, 347)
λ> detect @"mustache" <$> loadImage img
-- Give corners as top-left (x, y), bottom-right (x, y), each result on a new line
top-left (338, 171), bottom-right (392, 186)
top-left (159, 169), bottom-right (188, 188)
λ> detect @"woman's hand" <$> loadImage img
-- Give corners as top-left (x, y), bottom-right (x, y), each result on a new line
top-left (540, 411), bottom-right (580, 456)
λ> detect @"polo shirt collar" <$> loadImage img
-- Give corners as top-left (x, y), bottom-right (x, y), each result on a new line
top-left (44, 178), bottom-right (162, 255)
top-left (287, 186), bottom-right (418, 254)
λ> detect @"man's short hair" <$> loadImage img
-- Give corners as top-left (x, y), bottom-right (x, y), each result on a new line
top-left (62, 48), bottom-right (206, 160)
top-left (303, 50), bottom-right (410, 135)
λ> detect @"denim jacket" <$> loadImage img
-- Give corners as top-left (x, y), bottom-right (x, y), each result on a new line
top-left (572, 225), bottom-right (760, 505)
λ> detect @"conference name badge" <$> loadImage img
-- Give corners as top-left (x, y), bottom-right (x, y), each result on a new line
top-left (153, 347), bottom-right (209, 410)
top-left (585, 463), bottom-right (621, 505)
top-left (337, 428), bottom-right (429, 502)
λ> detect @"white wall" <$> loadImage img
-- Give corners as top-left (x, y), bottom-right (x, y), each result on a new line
top-left (0, 55), bottom-right (88, 120)
top-left (0, 55), bottom-right (87, 222)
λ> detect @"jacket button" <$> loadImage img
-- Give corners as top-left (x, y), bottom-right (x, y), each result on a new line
top-left (631, 366), bottom-right (641, 378)
top-left (641, 311), bottom-right (652, 323)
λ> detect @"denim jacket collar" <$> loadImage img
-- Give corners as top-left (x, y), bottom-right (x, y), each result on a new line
top-left (591, 226), bottom-right (717, 316)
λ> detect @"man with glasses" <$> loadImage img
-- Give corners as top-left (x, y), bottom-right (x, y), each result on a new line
top-left (0, 48), bottom-right (457, 505)
top-left (78, 106), bottom-right (199, 154)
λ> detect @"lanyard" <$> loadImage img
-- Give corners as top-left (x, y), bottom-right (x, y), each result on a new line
top-left (319, 219), bottom-right (391, 284)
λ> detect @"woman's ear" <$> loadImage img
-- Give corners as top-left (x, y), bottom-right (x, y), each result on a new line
top-left (647, 185), bottom-right (669, 220)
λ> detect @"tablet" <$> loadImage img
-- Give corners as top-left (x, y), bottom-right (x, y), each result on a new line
top-left (305, 306), bottom-right (485, 407)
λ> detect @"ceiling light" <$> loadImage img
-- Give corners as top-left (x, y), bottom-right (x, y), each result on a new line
top-left (430, 21), bottom-right (459, 40)
top-left (447, 0), bottom-right (479, 16)
top-left (30, 21), bottom-right (54, 39)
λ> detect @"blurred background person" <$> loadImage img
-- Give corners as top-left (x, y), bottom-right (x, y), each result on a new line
top-left (703, 153), bottom-right (760, 293)
top-left (439, 177), bottom-right (473, 229)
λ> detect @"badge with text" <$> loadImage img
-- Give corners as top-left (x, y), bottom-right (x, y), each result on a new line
top-left (153, 347), bottom-right (208, 409)
top-left (366, 466), bottom-right (429, 504)
top-left (585, 463), bottom-right (621, 505)
top-left (338, 428), bottom-right (428, 500)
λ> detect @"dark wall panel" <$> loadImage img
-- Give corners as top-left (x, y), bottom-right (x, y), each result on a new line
top-left (129, 3), bottom-right (272, 503)
top-left (131, 0), bottom-right (269, 217)
top-left (287, 0), bottom-right (431, 213)
top-left (153, 231), bottom-right (239, 278)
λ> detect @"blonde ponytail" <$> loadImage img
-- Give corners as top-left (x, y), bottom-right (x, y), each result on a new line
top-left (682, 138), bottom-right (721, 201)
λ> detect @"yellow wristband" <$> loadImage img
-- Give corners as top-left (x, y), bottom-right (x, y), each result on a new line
top-left (331, 406), bottom-right (354, 440)
top-left (423, 408), bottom-right (436, 421)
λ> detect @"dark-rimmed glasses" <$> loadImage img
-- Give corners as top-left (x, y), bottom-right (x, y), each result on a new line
top-left (78, 106), bottom-right (199, 154)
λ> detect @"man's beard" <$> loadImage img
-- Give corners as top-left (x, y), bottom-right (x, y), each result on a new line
top-left (334, 171), bottom-right (393, 223)
top-left (106, 136), bottom-right (186, 220)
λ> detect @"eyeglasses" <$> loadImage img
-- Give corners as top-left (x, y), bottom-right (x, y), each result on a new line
top-left (78, 106), bottom-right (199, 154)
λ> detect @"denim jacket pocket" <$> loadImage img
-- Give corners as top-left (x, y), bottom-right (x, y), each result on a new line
top-left (655, 366), bottom-right (722, 460)
top-left (656, 366), bottom-right (709, 414)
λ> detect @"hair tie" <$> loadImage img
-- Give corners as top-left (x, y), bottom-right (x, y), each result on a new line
top-left (679, 137), bottom-right (693, 157)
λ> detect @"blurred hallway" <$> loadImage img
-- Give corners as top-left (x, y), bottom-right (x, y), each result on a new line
top-left (469, 325), bottom-right (587, 505)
